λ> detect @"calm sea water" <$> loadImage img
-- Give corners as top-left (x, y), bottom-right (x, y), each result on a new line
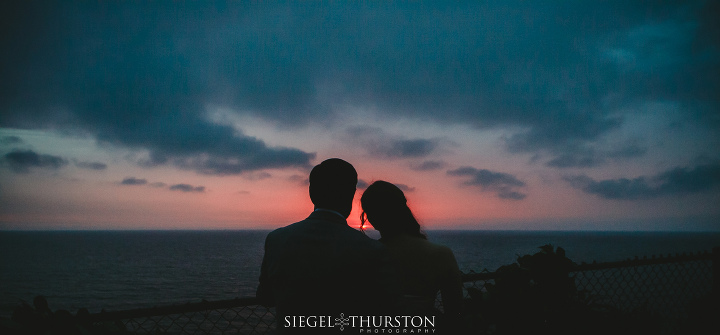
top-left (1, 230), bottom-right (718, 318)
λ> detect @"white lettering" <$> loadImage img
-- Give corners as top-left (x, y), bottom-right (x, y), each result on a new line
top-left (295, 314), bottom-right (438, 332)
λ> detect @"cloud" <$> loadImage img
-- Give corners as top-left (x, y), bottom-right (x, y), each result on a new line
top-left (288, 174), bottom-right (309, 185)
top-left (1, 136), bottom-right (23, 145)
top-left (75, 161), bottom-right (107, 170)
top-left (546, 154), bottom-right (605, 169)
top-left (410, 160), bottom-right (447, 171)
top-left (120, 178), bottom-right (204, 193)
top-left (2, 150), bottom-right (68, 173)
top-left (387, 139), bottom-right (438, 158)
top-left (505, 113), bottom-right (624, 153)
top-left (357, 179), bottom-right (369, 190)
top-left (1, 4), bottom-right (315, 176)
top-left (395, 183), bottom-right (416, 192)
top-left (545, 144), bottom-right (648, 168)
top-left (447, 166), bottom-right (527, 200)
top-left (140, 133), bottom-right (315, 175)
top-left (0, 1), bottom-right (717, 166)
top-left (120, 177), bottom-right (147, 185)
top-left (169, 184), bottom-right (205, 193)
top-left (242, 171), bottom-right (272, 181)
top-left (345, 126), bottom-right (449, 159)
top-left (565, 163), bottom-right (720, 199)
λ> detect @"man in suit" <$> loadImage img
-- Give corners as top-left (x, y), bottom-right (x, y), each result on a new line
top-left (257, 158), bottom-right (398, 333)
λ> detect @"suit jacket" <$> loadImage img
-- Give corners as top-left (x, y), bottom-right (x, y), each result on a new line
top-left (257, 210), bottom-right (399, 329)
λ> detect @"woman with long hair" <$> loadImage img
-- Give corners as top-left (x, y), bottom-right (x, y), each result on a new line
top-left (360, 180), bottom-right (463, 324)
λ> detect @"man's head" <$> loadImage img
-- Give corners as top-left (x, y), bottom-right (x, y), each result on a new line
top-left (309, 158), bottom-right (358, 218)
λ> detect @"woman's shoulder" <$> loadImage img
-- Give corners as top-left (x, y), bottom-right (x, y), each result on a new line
top-left (425, 240), bottom-right (456, 258)
top-left (391, 235), bottom-right (456, 257)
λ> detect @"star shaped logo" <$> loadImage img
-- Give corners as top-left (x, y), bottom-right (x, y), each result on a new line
top-left (334, 313), bottom-right (350, 331)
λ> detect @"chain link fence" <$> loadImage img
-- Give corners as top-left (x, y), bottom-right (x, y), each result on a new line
top-left (461, 249), bottom-right (716, 334)
top-left (81, 249), bottom-right (715, 334)
top-left (573, 253), bottom-right (714, 319)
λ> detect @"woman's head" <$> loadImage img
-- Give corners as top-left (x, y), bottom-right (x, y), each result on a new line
top-left (360, 180), bottom-right (426, 239)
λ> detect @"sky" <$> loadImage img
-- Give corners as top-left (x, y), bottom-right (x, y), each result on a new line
top-left (1, 1), bottom-right (719, 231)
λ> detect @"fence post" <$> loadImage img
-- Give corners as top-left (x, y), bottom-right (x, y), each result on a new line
top-left (714, 247), bottom-right (720, 296)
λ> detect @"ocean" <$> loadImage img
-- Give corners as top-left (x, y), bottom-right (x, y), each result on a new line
top-left (1, 230), bottom-right (718, 318)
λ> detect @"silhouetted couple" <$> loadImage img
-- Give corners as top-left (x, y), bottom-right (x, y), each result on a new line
top-left (257, 158), bottom-right (462, 334)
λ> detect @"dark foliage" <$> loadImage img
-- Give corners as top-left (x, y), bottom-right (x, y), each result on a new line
top-left (462, 244), bottom-right (665, 335)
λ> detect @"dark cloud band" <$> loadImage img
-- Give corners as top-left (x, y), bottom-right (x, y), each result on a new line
top-left (169, 184), bottom-right (205, 193)
top-left (447, 166), bottom-right (527, 200)
top-left (1, 2), bottom-right (717, 171)
top-left (565, 163), bottom-right (720, 200)
top-left (75, 161), bottom-right (107, 170)
top-left (120, 177), bottom-right (148, 185)
top-left (2, 150), bottom-right (68, 173)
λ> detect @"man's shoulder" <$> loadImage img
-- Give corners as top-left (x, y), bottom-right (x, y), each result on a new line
top-left (267, 215), bottom-right (322, 234)
top-left (265, 219), bottom-right (305, 241)
top-left (266, 215), bottom-right (383, 249)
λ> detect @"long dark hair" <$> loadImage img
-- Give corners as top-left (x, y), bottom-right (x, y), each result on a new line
top-left (360, 180), bottom-right (427, 240)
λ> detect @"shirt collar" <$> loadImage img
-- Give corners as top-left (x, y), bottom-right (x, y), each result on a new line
top-left (313, 208), bottom-right (347, 220)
